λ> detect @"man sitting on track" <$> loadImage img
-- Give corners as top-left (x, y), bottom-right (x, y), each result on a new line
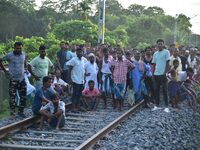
top-left (32, 76), bottom-right (54, 115)
top-left (82, 80), bottom-right (101, 111)
top-left (39, 94), bottom-right (65, 130)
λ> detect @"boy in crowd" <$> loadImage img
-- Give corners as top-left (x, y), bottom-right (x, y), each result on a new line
top-left (82, 80), bottom-right (101, 111)
top-left (39, 94), bottom-right (65, 130)
top-left (52, 69), bottom-right (68, 98)
top-left (168, 69), bottom-right (181, 108)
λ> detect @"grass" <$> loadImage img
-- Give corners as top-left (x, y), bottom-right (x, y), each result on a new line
top-left (0, 99), bottom-right (10, 119)
top-left (0, 96), bottom-right (33, 119)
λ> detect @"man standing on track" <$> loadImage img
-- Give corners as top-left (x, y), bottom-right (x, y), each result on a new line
top-left (66, 47), bottom-right (86, 111)
top-left (28, 45), bottom-right (54, 90)
top-left (152, 39), bottom-right (170, 113)
top-left (0, 42), bottom-right (27, 117)
top-left (111, 49), bottom-right (134, 111)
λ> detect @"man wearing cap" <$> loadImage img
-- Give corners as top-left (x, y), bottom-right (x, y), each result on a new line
top-left (84, 53), bottom-right (99, 89)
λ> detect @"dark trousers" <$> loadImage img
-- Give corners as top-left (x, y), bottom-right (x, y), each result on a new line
top-left (72, 82), bottom-right (83, 105)
top-left (9, 79), bottom-right (27, 113)
top-left (154, 75), bottom-right (168, 107)
top-left (144, 77), bottom-right (155, 101)
top-left (61, 70), bottom-right (70, 83)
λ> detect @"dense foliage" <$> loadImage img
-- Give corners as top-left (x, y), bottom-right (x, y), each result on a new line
top-left (0, 0), bottom-right (200, 60)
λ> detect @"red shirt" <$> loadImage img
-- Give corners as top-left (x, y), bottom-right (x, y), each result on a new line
top-left (82, 88), bottom-right (100, 96)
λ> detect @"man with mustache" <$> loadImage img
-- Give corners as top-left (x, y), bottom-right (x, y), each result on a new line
top-left (28, 45), bottom-right (54, 90)
top-left (0, 42), bottom-right (27, 117)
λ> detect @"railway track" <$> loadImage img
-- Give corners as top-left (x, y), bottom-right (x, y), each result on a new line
top-left (0, 99), bottom-right (145, 150)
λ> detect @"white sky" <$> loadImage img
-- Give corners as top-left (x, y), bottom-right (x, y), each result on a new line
top-left (35, 0), bottom-right (200, 34)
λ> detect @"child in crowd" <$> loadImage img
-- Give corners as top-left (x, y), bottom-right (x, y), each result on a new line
top-left (178, 67), bottom-right (197, 109)
top-left (82, 80), bottom-right (101, 111)
top-left (39, 94), bottom-right (65, 130)
top-left (52, 69), bottom-right (69, 101)
top-left (24, 67), bottom-right (36, 98)
top-left (168, 69), bottom-right (180, 108)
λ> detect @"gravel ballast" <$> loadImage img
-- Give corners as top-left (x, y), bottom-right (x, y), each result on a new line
top-left (97, 101), bottom-right (200, 150)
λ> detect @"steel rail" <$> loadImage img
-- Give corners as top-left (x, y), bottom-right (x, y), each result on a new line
top-left (0, 116), bottom-right (40, 139)
top-left (0, 104), bottom-right (71, 139)
top-left (75, 100), bottom-right (145, 150)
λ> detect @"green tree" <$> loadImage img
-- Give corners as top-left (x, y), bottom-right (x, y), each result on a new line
top-left (77, 0), bottom-right (92, 20)
top-left (53, 20), bottom-right (98, 45)
top-left (105, 0), bottom-right (123, 16)
top-left (126, 4), bottom-right (145, 16)
top-left (176, 14), bottom-right (192, 44)
top-left (144, 6), bottom-right (165, 16)
top-left (127, 17), bottom-right (165, 47)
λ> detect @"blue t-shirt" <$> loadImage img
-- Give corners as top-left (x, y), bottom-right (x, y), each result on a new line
top-left (32, 87), bottom-right (54, 115)
top-left (152, 49), bottom-right (170, 75)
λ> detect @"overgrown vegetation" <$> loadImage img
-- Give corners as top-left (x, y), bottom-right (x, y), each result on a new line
top-left (0, 100), bottom-right (9, 119)
top-left (0, 0), bottom-right (199, 49)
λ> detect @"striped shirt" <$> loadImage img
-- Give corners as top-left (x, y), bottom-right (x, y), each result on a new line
top-left (111, 59), bottom-right (134, 84)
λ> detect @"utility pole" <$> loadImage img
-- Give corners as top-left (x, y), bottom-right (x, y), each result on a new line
top-left (174, 14), bottom-right (178, 44)
top-left (98, 0), bottom-right (105, 44)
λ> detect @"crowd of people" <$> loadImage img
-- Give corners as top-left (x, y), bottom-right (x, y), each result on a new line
top-left (0, 39), bottom-right (200, 130)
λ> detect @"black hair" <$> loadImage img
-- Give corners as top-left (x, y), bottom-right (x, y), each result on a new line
top-left (88, 80), bottom-right (95, 84)
top-left (39, 45), bottom-right (46, 51)
top-left (51, 93), bottom-right (59, 101)
top-left (140, 49), bottom-right (145, 53)
top-left (14, 42), bottom-right (23, 47)
top-left (102, 47), bottom-right (108, 53)
top-left (116, 48), bottom-right (124, 55)
top-left (43, 76), bottom-right (52, 83)
top-left (144, 46), bottom-right (152, 52)
top-left (169, 43), bottom-right (175, 47)
top-left (125, 51), bottom-right (131, 56)
top-left (76, 47), bottom-right (83, 51)
top-left (156, 39), bottom-right (164, 44)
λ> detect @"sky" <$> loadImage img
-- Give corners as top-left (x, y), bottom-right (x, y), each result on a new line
top-left (35, 0), bottom-right (200, 34)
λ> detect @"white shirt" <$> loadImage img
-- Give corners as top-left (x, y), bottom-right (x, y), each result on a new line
top-left (53, 77), bottom-right (68, 87)
top-left (85, 61), bottom-right (99, 89)
top-left (101, 57), bottom-right (112, 74)
top-left (24, 71), bottom-right (36, 95)
top-left (40, 101), bottom-right (65, 116)
top-left (66, 56), bottom-right (87, 84)
top-left (178, 71), bottom-right (187, 82)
